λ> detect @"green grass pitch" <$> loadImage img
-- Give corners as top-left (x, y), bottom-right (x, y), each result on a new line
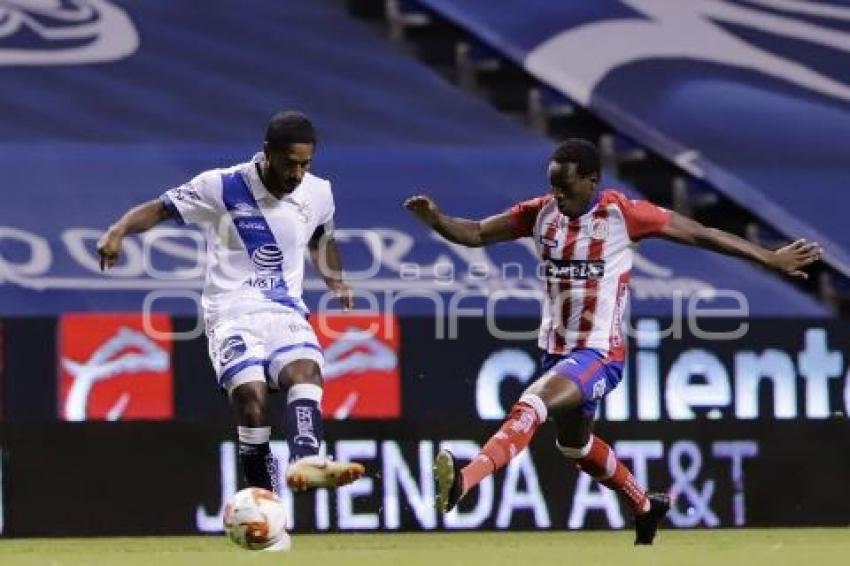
top-left (1, 529), bottom-right (847, 566)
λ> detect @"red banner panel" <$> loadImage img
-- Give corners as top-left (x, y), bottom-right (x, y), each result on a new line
top-left (58, 313), bottom-right (174, 421)
top-left (311, 314), bottom-right (400, 419)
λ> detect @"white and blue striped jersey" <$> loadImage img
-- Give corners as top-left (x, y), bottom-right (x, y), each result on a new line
top-left (161, 153), bottom-right (335, 327)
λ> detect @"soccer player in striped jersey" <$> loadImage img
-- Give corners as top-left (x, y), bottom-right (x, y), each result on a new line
top-left (404, 138), bottom-right (821, 544)
top-left (97, 112), bottom-right (364, 513)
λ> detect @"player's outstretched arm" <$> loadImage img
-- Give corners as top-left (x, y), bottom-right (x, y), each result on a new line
top-left (309, 227), bottom-right (353, 310)
top-left (659, 211), bottom-right (823, 279)
top-left (403, 195), bottom-right (518, 247)
top-left (97, 198), bottom-right (172, 271)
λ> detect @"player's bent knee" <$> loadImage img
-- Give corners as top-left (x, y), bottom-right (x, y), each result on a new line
top-left (230, 382), bottom-right (269, 426)
top-left (551, 410), bottom-right (594, 450)
top-left (556, 437), bottom-right (593, 460)
top-left (515, 393), bottom-right (548, 423)
top-left (524, 372), bottom-right (583, 413)
top-left (277, 359), bottom-right (323, 390)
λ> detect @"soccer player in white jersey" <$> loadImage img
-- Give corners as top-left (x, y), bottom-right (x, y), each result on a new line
top-left (98, 111), bottom-right (364, 499)
top-left (405, 139), bottom-right (821, 544)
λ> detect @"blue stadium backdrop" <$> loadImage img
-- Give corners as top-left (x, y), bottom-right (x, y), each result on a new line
top-left (0, 0), bottom-right (847, 537)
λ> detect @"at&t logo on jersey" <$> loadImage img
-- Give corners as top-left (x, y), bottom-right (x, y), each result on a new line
top-left (247, 245), bottom-right (284, 290)
top-left (251, 244), bottom-right (283, 273)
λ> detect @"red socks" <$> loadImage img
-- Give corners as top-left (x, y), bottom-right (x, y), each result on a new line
top-left (561, 435), bottom-right (650, 514)
top-left (458, 396), bottom-right (648, 516)
top-left (460, 395), bottom-right (547, 495)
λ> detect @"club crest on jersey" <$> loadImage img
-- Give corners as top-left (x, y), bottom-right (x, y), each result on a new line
top-left (285, 198), bottom-right (312, 223)
top-left (220, 335), bottom-right (247, 365)
top-left (251, 244), bottom-right (283, 273)
top-left (589, 217), bottom-right (609, 240)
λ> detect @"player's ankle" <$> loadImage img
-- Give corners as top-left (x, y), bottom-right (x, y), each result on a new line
top-left (635, 498), bottom-right (651, 515)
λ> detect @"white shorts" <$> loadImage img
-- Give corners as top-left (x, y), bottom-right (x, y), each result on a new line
top-left (206, 310), bottom-right (324, 393)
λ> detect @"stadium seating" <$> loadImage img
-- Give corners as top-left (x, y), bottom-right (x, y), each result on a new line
top-left (0, 0), bottom-right (828, 315)
top-left (415, 0), bottom-right (850, 277)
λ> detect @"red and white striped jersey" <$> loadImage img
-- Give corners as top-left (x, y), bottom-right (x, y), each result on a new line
top-left (509, 189), bottom-right (670, 362)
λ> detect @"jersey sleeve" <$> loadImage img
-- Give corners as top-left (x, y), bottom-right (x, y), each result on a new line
top-left (314, 180), bottom-right (335, 234)
top-left (617, 194), bottom-right (670, 240)
top-left (160, 171), bottom-right (221, 225)
top-left (507, 196), bottom-right (549, 237)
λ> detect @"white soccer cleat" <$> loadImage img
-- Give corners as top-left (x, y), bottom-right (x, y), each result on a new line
top-left (285, 455), bottom-right (365, 492)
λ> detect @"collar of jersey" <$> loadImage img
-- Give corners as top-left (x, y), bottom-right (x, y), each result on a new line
top-left (243, 153), bottom-right (311, 205)
top-left (243, 154), bottom-right (283, 203)
top-left (560, 188), bottom-right (603, 219)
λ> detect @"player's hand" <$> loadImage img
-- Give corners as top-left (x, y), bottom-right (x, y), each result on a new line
top-left (403, 195), bottom-right (440, 226)
top-left (97, 228), bottom-right (125, 271)
top-left (331, 281), bottom-right (354, 311)
top-left (769, 239), bottom-right (822, 279)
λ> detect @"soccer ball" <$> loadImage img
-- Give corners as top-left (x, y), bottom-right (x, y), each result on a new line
top-left (223, 488), bottom-right (291, 551)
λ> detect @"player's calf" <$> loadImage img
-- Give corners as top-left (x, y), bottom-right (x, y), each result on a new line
top-left (434, 394), bottom-right (547, 513)
top-left (237, 426), bottom-right (280, 493)
top-left (559, 435), bottom-right (651, 514)
top-left (559, 435), bottom-right (670, 544)
top-left (283, 383), bottom-right (325, 462)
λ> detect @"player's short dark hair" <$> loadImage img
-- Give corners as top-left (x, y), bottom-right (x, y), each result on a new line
top-left (551, 138), bottom-right (600, 176)
top-left (265, 111), bottom-right (316, 149)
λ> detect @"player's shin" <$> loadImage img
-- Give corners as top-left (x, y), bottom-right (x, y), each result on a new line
top-left (461, 394), bottom-right (547, 495)
top-left (237, 426), bottom-right (279, 493)
top-left (284, 383), bottom-right (325, 462)
top-left (559, 434), bottom-right (650, 514)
